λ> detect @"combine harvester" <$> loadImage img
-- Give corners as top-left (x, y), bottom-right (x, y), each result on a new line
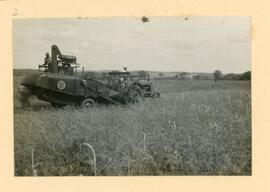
top-left (19, 45), bottom-right (159, 108)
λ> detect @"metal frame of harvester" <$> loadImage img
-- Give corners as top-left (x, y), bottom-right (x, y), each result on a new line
top-left (19, 45), bottom-right (159, 108)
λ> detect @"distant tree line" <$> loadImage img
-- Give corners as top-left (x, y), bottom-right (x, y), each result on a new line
top-left (154, 70), bottom-right (251, 81)
top-left (222, 71), bottom-right (251, 81)
top-left (154, 73), bottom-right (212, 80)
top-left (81, 70), bottom-right (251, 81)
top-left (213, 70), bottom-right (251, 82)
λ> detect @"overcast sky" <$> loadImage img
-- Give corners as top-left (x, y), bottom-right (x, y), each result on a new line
top-left (13, 17), bottom-right (250, 73)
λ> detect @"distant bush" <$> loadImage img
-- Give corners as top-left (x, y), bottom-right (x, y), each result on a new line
top-left (222, 73), bottom-right (241, 80)
top-left (193, 75), bottom-right (210, 80)
top-left (222, 71), bottom-right (251, 81)
top-left (239, 71), bottom-right (251, 80)
top-left (213, 70), bottom-right (222, 82)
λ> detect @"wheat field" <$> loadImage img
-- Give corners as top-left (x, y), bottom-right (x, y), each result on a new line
top-left (13, 70), bottom-right (251, 176)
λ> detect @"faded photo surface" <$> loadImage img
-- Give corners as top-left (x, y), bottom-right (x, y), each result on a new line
top-left (13, 17), bottom-right (251, 176)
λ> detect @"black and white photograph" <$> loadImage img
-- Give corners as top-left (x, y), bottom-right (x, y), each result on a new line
top-left (13, 17), bottom-right (251, 176)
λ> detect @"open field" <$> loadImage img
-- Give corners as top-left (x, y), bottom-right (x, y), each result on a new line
top-left (14, 70), bottom-right (251, 176)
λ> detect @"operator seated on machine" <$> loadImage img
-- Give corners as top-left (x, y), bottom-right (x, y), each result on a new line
top-left (41, 52), bottom-right (52, 72)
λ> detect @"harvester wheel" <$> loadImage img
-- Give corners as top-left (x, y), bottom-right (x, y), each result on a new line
top-left (81, 98), bottom-right (95, 108)
top-left (153, 92), bottom-right (160, 98)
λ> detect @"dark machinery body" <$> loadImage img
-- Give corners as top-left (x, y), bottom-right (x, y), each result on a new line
top-left (137, 79), bottom-right (160, 98)
top-left (19, 45), bottom-right (142, 107)
top-left (21, 72), bottom-right (125, 105)
top-left (104, 71), bottom-right (160, 98)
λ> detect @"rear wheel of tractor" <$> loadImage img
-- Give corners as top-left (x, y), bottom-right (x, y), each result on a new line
top-left (81, 98), bottom-right (95, 108)
top-left (128, 85), bottom-right (144, 103)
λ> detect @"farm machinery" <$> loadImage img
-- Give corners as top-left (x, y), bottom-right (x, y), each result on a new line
top-left (18, 45), bottom-right (147, 108)
top-left (133, 73), bottom-right (160, 98)
top-left (104, 71), bottom-right (160, 98)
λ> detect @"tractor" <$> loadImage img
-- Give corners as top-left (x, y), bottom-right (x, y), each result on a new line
top-left (103, 70), bottom-right (160, 98)
top-left (18, 45), bottom-right (144, 108)
top-left (133, 72), bottom-right (160, 98)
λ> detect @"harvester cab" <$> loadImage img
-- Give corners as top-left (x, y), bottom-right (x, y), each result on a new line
top-left (38, 45), bottom-right (79, 76)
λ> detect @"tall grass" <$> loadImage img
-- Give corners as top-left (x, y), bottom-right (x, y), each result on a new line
top-left (14, 71), bottom-right (251, 176)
